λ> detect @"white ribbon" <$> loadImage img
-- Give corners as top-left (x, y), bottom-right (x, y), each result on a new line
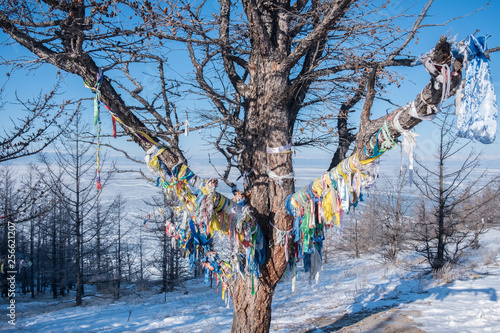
top-left (408, 100), bottom-right (438, 121)
top-left (393, 109), bottom-right (419, 185)
top-left (266, 142), bottom-right (292, 154)
top-left (144, 145), bottom-right (159, 175)
top-left (267, 169), bottom-right (295, 186)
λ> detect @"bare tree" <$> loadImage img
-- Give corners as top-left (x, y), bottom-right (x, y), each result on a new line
top-left (113, 194), bottom-right (123, 299)
top-left (143, 191), bottom-right (185, 294)
top-left (412, 111), bottom-right (497, 270)
top-left (360, 167), bottom-right (414, 262)
top-left (108, 193), bottom-right (135, 299)
top-left (0, 166), bottom-right (18, 257)
top-left (1, 1), bottom-right (495, 331)
top-left (15, 165), bottom-right (55, 298)
top-left (85, 196), bottom-right (118, 294)
top-left (337, 210), bottom-right (370, 258)
top-left (474, 180), bottom-right (500, 231)
top-left (39, 110), bottom-right (109, 305)
top-left (462, 186), bottom-right (497, 249)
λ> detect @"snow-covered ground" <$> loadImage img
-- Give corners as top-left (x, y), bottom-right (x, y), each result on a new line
top-left (2, 229), bottom-right (500, 332)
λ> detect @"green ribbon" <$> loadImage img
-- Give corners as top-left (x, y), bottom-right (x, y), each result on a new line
top-left (94, 96), bottom-right (99, 125)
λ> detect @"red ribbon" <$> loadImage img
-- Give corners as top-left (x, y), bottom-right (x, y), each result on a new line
top-left (112, 115), bottom-right (117, 138)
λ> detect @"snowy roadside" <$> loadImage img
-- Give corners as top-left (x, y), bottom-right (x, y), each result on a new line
top-left (1, 229), bottom-right (499, 332)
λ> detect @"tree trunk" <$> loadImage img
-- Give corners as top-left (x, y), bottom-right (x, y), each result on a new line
top-left (75, 214), bottom-right (82, 305)
top-left (116, 198), bottom-right (122, 300)
top-left (75, 137), bottom-right (83, 306)
top-left (232, 280), bottom-right (274, 332)
top-left (162, 220), bottom-right (167, 293)
top-left (30, 219), bottom-right (35, 298)
top-left (139, 227), bottom-right (144, 282)
top-left (2, 170), bottom-right (12, 257)
top-left (52, 208), bottom-right (57, 299)
top-left (169, 211), bottom-right (175, 290)
top-left (435, 143), bottom-right (446, 270)
top-left (20, 234), bottom-right (27, 295)
top-left (36, 221), bottom-right (41, 295)
top-left (233, 57), bottom-right (294, 331)
top-left (354, 218), bottom-right (360, 258)
top-left (96, 202), bottom-right (101, 272)
top-left (59, 226), bottom-right (65, 297)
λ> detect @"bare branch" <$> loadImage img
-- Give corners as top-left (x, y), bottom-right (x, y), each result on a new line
top-left (281, 0), bottom-right (354, 73)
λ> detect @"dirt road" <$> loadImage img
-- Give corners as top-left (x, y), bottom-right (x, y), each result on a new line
top-left (303, 306), bottom-right (425, 332)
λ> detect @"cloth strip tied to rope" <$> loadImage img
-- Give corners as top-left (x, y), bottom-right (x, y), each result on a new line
top-left (393, 108), bottom-right (418, 184)
top-left (269, 221), bottom-right (293, 262)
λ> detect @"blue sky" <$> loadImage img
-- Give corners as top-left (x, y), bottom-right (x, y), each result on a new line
top-left (1, 0), bottom-right (499, 183)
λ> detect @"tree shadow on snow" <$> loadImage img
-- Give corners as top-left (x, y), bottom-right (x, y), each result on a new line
top-left (304, 277), bottom-right (497, 332)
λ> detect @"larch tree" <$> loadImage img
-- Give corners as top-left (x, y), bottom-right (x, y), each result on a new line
top-left (0, 0), bottom-right (495, 332)
top-left (412, 111), bottom-right (498, 270)
top-left (0, 166), bottom-right (18, 256)
top-left (142, 190), bottom-right (185, 293)
top-left (39, 110), bottom-right (109, 305)
top-left (361, 166), bottom-right (414, 262)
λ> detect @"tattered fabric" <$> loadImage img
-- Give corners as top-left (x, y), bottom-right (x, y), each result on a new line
top-left (456, 35), bottom-right (498, 144)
